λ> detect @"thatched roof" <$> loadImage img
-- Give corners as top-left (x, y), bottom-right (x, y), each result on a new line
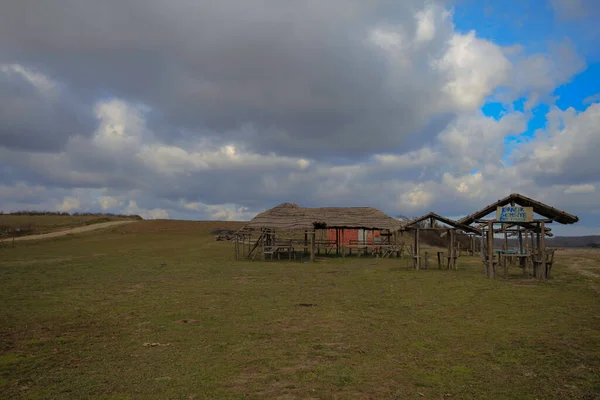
top-left (403, 212), bottom-right (481, 235)
top-left (459, 193), bottom-right (579, 225)
top-left (242, 202), bottom-right (403, 231)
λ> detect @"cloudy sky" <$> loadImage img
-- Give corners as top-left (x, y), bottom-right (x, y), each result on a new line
top-left (1, 0), bottom-right (599, 236)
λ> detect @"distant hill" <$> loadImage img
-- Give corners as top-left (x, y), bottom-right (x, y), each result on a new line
top-left (493, 235), bottom-right (600, 249)
top-left (547, 235), bottom-right (600, 248)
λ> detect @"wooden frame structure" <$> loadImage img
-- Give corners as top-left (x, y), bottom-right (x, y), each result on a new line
top-left (232, 194), bottom-right (579, 279)
top-left (402, 212), bottom-right (481, 270)
top-left (235, 202), bottom-right (404, 262)
top-left (459, 193), bottom-right (579, 280)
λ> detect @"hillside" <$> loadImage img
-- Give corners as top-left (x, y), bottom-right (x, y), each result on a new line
top-left (0, 212), bottom-right (142, 238)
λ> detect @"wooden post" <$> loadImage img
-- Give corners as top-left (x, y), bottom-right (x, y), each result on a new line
top-left (310, 230), bottom-right (315, 262)
top-left (448, 229), bottom-right (456, 269)
top-left (480, 233), bottom-right (487, 277)
top-left (518, 230), bottom-right (523, 254)
top-left (540, 221), bottom-right (546, 279)
top-left (413, 230), bottom-right (417, 268)
top-left (437, 251), bottom-right (442, 269)
top-left (235, 235), bottom-right (239, 260)
top-left (524, 230), bottom-right (530, 275)
top-left (503, 230), bottom-right (509, 278)
top-left (415, 228), bottom-right (420, 270)
top-left (445, 229), bottom-right (450, 270)
top-left (304, 231), bottom-right (308, 254)
top-left (536, 225), bottom-right (542, 279)
top-left (317, 230), bottom-right (321, 255)
top-left (487, 221), bottom-right (494, 279)
top-left (341, 229), bottom-right (345, 258)
top-left (452, 230), bottom-right (457, 269)
top-left (261, 231), bottom-right (265, 261)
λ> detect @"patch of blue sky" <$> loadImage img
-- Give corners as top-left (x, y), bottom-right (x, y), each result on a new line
top-left (452, 0), bottom-right (561, 52)
top-left (555, 62), bottom-right (600, 111)
top-left (502, 102), bottom-right (549, 165)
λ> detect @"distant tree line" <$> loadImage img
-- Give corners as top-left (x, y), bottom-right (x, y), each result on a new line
top-left (0, 210), bottom-right (143, 220)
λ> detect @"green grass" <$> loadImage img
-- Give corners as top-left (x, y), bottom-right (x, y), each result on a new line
top-left (1, 221), bottom-right (599, 399)
top-left (0, 214), bottom-right (138, 237)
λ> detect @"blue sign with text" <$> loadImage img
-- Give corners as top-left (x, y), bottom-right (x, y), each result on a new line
top-left (496, 206), bottom-right (533, 222)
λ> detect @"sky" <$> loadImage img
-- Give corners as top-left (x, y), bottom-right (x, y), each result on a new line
top-left (1, 0), bottom-right (599, 236)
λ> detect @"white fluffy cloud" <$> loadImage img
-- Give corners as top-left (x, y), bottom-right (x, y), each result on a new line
top-left (124, 200), bottom-right (169, 220)
top-left (57, 197), bottom-right (81, 212)
top-left (564, 184), bottom-right (596, 194)
top-left (98, 196), bottom-right (123, 211)
top-left (435, 31), bottom-right (511, 110)
top-left (501, 40), bottom-right (585, 107)
top-left (511, 103), bottom-right (600, 184)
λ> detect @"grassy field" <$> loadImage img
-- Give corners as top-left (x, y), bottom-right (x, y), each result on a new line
top-left (0, 214), bottom-right (140, 238)
top-left (1, 220), bottom-right (599, 399)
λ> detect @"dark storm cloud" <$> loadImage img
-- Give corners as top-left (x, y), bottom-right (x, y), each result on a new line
top-left (0, 67), bottom-right (96, 152)
top-left (0, 0), bottom-right (455, 158)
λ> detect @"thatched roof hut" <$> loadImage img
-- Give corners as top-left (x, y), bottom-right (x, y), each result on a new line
top-left (242, 202), bottom-right (403, 231)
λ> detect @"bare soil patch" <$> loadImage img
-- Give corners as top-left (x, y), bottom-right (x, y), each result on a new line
top-left (175, 319), bottom-right (202, 324)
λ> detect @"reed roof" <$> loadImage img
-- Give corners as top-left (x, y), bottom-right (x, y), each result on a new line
top-left (242, 202), bottom-right (403, 231)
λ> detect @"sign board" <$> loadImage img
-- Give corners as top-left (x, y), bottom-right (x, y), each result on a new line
top-left (496, 206), bottom-right (533, 222)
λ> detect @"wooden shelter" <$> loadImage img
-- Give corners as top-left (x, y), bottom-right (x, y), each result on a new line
top-left (235, 202), bottom-right (404, 261)
top-left (402, 212), bottom-right (481, 270)
top-left (459, 193), bottom-right (578, 280)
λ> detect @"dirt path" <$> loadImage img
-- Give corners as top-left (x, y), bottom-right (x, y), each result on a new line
top-left (0, 220), bottom-right (136, 242)
top-left (570, 261), bottom-right (600, 278)
top-left (560, 250), bottom-right (600, 279)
